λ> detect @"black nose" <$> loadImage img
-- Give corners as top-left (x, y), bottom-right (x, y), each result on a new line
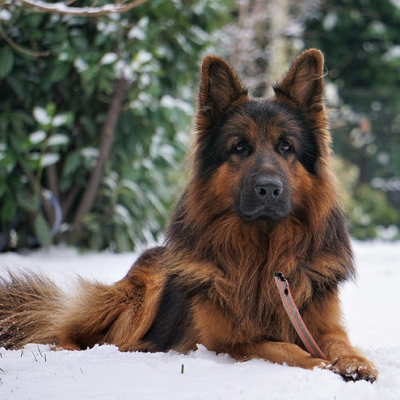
top-left (254, 176), bottom-right (284, 200)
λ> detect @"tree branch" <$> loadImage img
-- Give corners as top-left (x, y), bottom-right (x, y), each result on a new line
top-left (45, 164), bottom-right (60, 200)
top-left (18, 0), bottom-right (149, 17)
top-left (0, 21), bottom-right (50, 57)
top-left (62, 183), bottom-right (80, 222)
top-left (72, 75), bottom-right (128, 232)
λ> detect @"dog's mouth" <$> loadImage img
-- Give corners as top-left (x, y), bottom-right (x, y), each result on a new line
top-left (237, 203), bottom-right (291, 221)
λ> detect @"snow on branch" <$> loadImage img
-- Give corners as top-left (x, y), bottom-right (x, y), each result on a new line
top-left (18, 0), bottom-right (149, 17)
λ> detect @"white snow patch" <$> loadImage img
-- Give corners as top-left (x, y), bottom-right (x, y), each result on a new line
top-left (29, 130), bottom-right (47, 144)
top-left (128, 16), bottom-right (149, 40)
top-left (52, 114), bottom-right (70, 127)
top-left (160, 95), bottom-right (193, 114)
top-left (0, 9), bottom-right (12, 21)
top-left (100, 52), bottom-right (118, 65)
top-left (40, 153), bottom-right (60, 167)
top-left (47, 133), bottom-right (69, 147)
top-left (81, 147), bottom-right (99, 159)
top-left (1, 240), bottom-right (400, 399)
top-left (33, 107), bottom-right (51, 126)
top-left (74, 57), bottom-right (89, 73)
top-left (383, 45), bottom-right (400, 61)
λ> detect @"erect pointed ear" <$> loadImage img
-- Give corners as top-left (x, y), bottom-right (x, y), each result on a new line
top-left (273, 49), bottom-right (325, 112)
top-left (197, 55), bottom-right (249, 126)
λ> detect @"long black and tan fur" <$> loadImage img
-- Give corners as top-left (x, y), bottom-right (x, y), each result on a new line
top-left (0, 49), bottom-right (377, 382)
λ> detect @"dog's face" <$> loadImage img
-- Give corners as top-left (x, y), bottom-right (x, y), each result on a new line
top-left (197, 100), bottom-right (320, 221)
top-left (193, 50), bottom-right (329, 223)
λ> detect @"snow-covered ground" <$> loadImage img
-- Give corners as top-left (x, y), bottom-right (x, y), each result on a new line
top-left (0, 241), bottom-right (399, 400)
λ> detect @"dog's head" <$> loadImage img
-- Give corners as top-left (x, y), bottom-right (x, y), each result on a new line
top-left (192, 49), bottom-right (331, 222)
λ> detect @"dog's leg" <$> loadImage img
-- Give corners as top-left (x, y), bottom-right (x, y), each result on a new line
top-left (318, 331), bottom-right (378, 382)
top-left (231, 341), bottom-right (328, 370)
top-left (304, 290), bottom-right (378, 382)
top-left (231, 338), bottom-right (377, 382)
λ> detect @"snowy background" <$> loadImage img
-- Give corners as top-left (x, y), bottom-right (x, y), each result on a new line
top-left (0, 240), bottom-right (399, 400)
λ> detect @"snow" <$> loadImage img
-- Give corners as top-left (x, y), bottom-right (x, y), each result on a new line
top-left (28, 130), bottom-right (46, 144)
top-left (51, 115), bottom-right (70, 128)
top-left (100, 52), bottom-right (118, 66)
top-left (0, 9), bottom-right (11, 21)
top-left (19, 0), bottom-right (144, 16)
top-left (74, 57), bottom-right (89, 73)
top-left (33, 107), bottom-right (51, 126)
top-left (1, 241), bottom-right (400, 399)
top-left (47, 134), bottom-right (69, 147)
top-left (80, 147), bottom-right (100, 160)
top-left (160, 95), bottom-right (193, 114)
top-left (127, 17), bottom-right (149, 40)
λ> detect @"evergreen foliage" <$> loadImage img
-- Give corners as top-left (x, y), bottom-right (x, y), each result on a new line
top-left (0, 0), bottom-right (233, 251)
top-left (304, 0), bottom-right (400, 239)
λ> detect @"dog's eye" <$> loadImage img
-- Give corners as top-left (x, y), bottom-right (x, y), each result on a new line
top-left (232, 141), bottom-right (248, 155)
top-left (280, 141), bottom-right (293, 154)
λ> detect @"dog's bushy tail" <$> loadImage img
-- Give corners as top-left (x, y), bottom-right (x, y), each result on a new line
top-left (0, 271), bottom-right (66, 349)
top-left (0, 267), bottom-right (153, 351)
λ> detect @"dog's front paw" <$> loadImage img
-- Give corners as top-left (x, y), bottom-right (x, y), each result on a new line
top-left (330, 356), bottom-right (378, 383)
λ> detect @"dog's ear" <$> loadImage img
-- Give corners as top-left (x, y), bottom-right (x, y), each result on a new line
top-left (197, 56), bottom-right (249, 127)
top-left (273, 49), bottom-right (325, 112)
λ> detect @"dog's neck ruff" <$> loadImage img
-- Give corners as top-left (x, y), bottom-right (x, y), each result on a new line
top-left (274, 272), bottom-right (327, 360)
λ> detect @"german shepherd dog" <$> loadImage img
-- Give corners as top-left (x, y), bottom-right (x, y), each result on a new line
top-left (0, 49), bottom-right (377, 382)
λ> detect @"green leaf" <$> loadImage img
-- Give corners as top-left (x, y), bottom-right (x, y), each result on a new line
top-left (0, 0), bottom-right (233, 251)
top-left (34, 213), bottom-right (52, 247)
top-left (79, 116), bottom-right (96, 136)
top-left (0, 182), bottom-right (6, 198)
top-left (94, 33), bottom-right (109, 47)
top-left (10, 111), bottom-right (32, 136)
top-left (17, 192), bottom-right (40, 213)
top-left (1, 198), bottom-right (17, 224)
top-left (0, 47), bottom-right (14, 79)
top-left (46, 103), bottom-right (57, 118)
top-left (63, 151), bottom-right (81, 176)
top-left (114, 226), bottom-right (131, 252)
top-left (50, 62), bottom-right (70, 83)
top-left (71, 34), bottom-right (89, 53)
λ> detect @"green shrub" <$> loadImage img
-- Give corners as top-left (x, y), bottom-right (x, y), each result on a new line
top-left (0, 0), bottom-right (233, 251)
top-left (333, 157), bottom-right (399, 240)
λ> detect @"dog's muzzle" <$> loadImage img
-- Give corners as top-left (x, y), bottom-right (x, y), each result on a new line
top-left (236, 174), bottom-right (291, 221)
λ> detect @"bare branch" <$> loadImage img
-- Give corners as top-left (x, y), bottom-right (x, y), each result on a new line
top-left (18, 0), bottom-right (149, 17)
top-left (72, 75), bottom-right (129, 232)
top-left (0, 21), bottom-right (50, 57)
